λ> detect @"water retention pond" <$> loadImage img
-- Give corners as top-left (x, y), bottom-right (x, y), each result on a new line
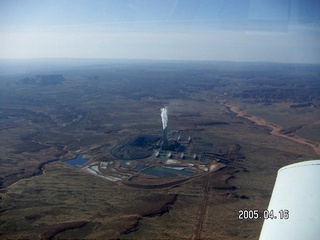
top-left (63, 155), bottom-right (89, 168)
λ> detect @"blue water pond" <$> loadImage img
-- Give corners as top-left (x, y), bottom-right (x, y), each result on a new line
top-left (63, 155), bottom-right (89, 168)
top-left (142, 166), bottom-right (193, 178)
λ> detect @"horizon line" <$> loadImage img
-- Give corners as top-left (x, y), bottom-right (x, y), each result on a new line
top-left (0, 57), bottom-right (319, 66)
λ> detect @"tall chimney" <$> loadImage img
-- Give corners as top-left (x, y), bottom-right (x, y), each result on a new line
top-left (162, 127), bottom-right (168, 149)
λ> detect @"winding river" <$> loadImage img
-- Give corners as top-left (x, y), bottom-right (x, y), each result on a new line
top-left (222, 101), bottom-right (320, 156)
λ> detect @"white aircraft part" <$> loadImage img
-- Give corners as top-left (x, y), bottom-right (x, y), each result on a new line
top-left (259, 160), bottom-right (320, 240)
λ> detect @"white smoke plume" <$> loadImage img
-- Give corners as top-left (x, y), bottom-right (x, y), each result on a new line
top-left (161, 107), bottom-right (168, 130)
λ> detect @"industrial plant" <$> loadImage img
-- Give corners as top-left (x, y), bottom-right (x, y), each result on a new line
top-left (74, 107), bottom-right (245, 189)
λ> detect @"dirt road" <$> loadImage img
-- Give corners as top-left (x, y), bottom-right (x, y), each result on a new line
top-left (192, 173), bottom-right (211, 240)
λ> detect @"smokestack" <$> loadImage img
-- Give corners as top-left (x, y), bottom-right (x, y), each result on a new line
top-left (161, 107), bottom-right (168, 149)
top-left (162, 126), bottom-right (168, 149)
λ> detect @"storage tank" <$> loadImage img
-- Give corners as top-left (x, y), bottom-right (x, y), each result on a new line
top-left (259, 160), bottom-right (320, 240)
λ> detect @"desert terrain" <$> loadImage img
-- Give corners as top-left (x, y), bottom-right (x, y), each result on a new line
top-left (0, 60), bottom-right (319, 239)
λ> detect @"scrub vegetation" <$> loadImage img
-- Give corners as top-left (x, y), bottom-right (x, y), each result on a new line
top-left (0, 60), bottom-right (319, 239)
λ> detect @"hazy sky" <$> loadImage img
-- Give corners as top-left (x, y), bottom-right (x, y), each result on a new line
top-left (0, 0), bottom-right (319, 63)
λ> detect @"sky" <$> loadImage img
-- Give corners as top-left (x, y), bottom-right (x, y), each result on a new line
top-left (0, 0), bottom-right (319, 64)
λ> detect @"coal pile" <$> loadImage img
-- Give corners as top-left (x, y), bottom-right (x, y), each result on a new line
top-left (111, 135), bottom-right (160, 160)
